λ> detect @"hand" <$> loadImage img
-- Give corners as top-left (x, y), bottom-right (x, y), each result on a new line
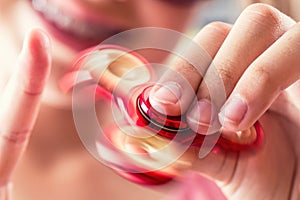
top-left (0, 29), bottom-right (51, 200)
top-left (150, 4), bottom-right (300, 199)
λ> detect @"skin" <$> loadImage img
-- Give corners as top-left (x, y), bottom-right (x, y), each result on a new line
top-left (0, 1), bottom-right (202, 200)
top-left (0, 1), bottom-right (300, 200)
top-left (150, 3), bottom-right (300, 200)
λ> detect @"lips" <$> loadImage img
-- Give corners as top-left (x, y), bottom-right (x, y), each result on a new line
top-left (29, 0), bottom-right (125, 50)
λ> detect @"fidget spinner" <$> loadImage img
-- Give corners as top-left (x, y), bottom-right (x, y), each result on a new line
top-left (61, 45), bottom-right (264, 185)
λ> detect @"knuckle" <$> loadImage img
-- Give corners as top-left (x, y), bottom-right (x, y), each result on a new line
top-left (196, 22), bottom-right (232, 58)
top-left (253, 67), bottom-right (273, 89)
top-left (219, 68), bottom-right (234, 82)
top-left (23, 89), bottom-right (43, 96)
top-left (23, 76), bottom-right (45, 96)
top-left (217, 67), bottom-right (236, 93)
top-left (1, 130), bottom-right (30, 144)
top-left (174, 59), bottom-right (202, 80)
top-left (202, 21), bottom-right (232, 37)
top-left (242, 3), bottom-right (282, 32)
top-left (244, 3), bottom-right (279, 21)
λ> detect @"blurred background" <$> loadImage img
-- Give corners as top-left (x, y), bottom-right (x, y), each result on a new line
top-left (189, 0), bottom-right (242, 35)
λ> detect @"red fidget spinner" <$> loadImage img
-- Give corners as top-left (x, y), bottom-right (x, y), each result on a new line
top-left (61, 45), bottom-right (264, 185)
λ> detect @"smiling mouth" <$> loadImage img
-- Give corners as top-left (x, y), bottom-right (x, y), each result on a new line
top-left (30, 0), bottom-right (124, 45)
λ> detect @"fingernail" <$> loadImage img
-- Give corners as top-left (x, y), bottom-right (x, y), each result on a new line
top-left (39, 30), bottom-right (51, 50)
top-left (187, 99), bottom-right (214, 134)
top-left (219, 94), bottom-right (248, 131)
top-left (23, 29), bottom-right (51, 54)
top-left (151, 82), bottom-right (182, 105)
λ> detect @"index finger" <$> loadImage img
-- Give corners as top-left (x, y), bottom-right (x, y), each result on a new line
top-left (149, 22), bottom-right (231, 116)
top-left (0, 29), bottom-right (51, 187)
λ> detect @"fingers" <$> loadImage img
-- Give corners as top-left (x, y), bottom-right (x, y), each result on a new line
top-left (220, 21), bottom-right (300, 132)
top-left (0, 29), bottom-right (51, 187)
top-left (149, 22), bottom-right (232, 116)
top-left (187, 4), bottom-right (296, 135)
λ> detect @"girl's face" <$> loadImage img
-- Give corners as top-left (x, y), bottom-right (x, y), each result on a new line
top-left (0, 0), bottom-right (204, 106)
top-left (0, 0), bottom-right (203, 58)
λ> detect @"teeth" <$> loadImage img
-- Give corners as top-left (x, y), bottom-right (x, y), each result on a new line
top-left (31, 0), bottom-right (110, 39)
top-left (32, 0), bottom-right (47, 11)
